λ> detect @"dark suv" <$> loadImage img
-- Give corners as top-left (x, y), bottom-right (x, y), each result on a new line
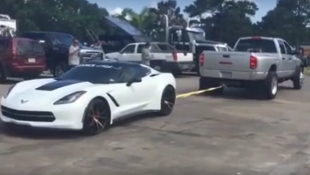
top-left (0, 37), bottom-right (46, 82)
top-left (20, 31), bottom-right (103, 77)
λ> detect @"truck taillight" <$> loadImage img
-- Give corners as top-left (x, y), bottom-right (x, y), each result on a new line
top-left (172, 52), bottom-right (178, 61)
top-left (200, 54), bottom-right (204, 66)
top-left (250, 55), bottom-right (257, 69)
top-left (12, 43), bottom-right (17, 59)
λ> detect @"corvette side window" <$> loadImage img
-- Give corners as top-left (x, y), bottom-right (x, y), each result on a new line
top-left (120, 67), bottom-right (136, 82)
top-left (135, 66), bottom-right (150, 78)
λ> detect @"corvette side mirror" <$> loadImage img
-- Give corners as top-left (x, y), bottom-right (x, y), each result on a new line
top-left (126, 77), bottom-right (142, 86)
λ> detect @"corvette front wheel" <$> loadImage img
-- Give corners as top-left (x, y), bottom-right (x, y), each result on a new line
top-left (157, 86), bottom-right (176, 117)
top-left (82, 98), bottom-right (110, 135)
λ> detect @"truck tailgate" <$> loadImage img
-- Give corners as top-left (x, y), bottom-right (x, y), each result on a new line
top-left (152, 53), bottom-right (173, 61)
top-left (152, 52), bottom-right (193, 62)
top-left (202, 51), bottom-right (252, 71)
top-left (176, 52), bottom-right (193, 62)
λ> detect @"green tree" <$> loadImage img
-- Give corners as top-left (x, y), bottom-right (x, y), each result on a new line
top-left (0, 0), bottom-right (38, 32)
top-left (1, 0), bottom-right (109, 41)
top-left (184, 0), bottom-right (258, 45)
top-left (259, 0), bottom-right (310, 45)
top-left (149, 0), bottom-right (187, 41)
top-left (0, 0), bottom-right (26, 18)
top-left (115, 7), bottom-right (157, 35)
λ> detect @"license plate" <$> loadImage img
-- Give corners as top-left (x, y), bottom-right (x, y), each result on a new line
top-left (28, 58), bottom-right (36, 63)
top-left (221, 71), bottom-right (232, 78)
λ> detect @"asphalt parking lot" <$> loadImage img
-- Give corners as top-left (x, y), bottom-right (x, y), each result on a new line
top-left (0, 75), bottom-right (310, 175)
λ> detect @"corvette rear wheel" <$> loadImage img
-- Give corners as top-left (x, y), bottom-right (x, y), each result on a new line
top-left (157, 86), bottom-right (176, 116)
top-left (82, 98), bottom-right (110, 135)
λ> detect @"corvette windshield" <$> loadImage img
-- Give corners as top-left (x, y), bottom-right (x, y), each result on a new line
top-left (58, 64), bottom-right (123, 84)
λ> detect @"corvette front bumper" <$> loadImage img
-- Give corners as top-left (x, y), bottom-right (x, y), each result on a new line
top-left (0, 102), bottom-right (86, 130)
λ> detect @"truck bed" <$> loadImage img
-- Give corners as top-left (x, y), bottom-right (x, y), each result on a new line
top-left (200, 51), bottom-right (279, 80)
top-left (153, 51), bottom-right (193, 62)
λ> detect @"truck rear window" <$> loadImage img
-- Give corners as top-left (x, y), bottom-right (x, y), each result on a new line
top-left (235, 39), bottom-right (277, 53)
top-left (17, 40), bottom-right (44, 55)
top-left (217, 47), bottom-right (228, 52)
top-left (204, 46), bottom-right (216, 51)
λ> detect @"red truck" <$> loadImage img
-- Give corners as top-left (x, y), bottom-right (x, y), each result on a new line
top-left (0, 37), bottom-right (46, 82)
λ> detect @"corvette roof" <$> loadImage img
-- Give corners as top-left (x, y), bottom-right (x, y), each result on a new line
top-left (85, 60), bottom-right (141, 67)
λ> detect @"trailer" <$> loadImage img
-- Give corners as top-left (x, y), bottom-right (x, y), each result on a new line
top-left (0, 14), bottom-right (16, 37)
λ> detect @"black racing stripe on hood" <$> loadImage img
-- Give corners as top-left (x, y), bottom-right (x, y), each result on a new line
top-left (36, 80), bottom-right (84, 91)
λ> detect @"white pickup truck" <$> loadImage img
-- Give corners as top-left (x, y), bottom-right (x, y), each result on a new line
top-left (105, 42), bottom-right (193, 74)
top-left (199, 36), bottom-right (304, 99)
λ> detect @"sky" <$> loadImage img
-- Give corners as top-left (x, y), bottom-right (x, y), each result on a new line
top-left (88, 0), bottom-right (277, 22)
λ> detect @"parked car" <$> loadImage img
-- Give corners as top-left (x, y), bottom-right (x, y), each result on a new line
top-left (199, 36), bottom-right (304, 99)
top-left (1, 61), bottom-right (176, 135)
top-left (0, 36), bottom-right (45, 82)
top-left (106, 42), bottom-right (194, 74)
top-left (19, 31), bottom-right (104, 77)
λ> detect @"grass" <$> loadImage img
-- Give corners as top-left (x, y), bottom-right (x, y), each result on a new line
top-left (305, 67), bottom-right (310, 76)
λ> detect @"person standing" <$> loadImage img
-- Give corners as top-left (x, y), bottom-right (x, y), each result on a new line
top-left (68, 39), bottom-right (80, 70)
top-left (141, 42), bottom-right (152, 66)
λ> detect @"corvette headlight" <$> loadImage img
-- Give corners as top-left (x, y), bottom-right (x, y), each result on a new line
top-left (54, 91), bottom-right (86, 105)
top-left (3, 85), bottom-right (15, 98)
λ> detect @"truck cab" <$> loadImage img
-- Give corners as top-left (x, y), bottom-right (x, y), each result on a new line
top-left (106, 42), bottom-right (193, 74)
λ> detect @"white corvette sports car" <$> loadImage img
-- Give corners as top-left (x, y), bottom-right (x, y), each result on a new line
top-left (1, 61), bottom-right (176, 135)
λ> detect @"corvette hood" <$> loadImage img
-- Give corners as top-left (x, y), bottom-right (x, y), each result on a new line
top-left (6, 79), bottom-right (96, 106)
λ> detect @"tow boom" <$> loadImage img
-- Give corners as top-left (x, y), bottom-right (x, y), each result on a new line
top-left (0, 14), bottom-right (16, 37)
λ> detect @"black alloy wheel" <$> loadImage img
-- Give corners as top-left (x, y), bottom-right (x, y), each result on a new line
top-left (82, 98), bottom-right (110, 135)
top-left (157, 86), bottom-right (176, 116)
